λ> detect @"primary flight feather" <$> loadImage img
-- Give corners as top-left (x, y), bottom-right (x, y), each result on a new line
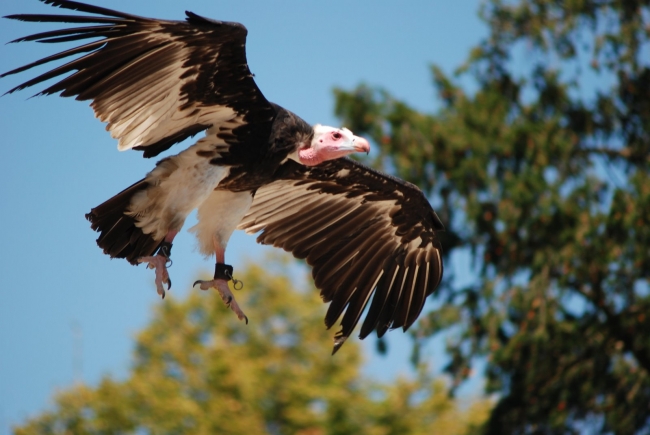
top-left (2, 0), bottom-right (444, 353)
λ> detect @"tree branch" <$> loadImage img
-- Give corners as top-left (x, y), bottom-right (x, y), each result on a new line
top-left (575, 146), bottom-right (650, 163)
top-left (568, 280), bottom-right (650, 374)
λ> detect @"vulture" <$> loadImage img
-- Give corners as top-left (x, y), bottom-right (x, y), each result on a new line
top-left (2, 0), bottom-right (444, 353)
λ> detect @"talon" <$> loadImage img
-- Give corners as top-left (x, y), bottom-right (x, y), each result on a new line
top-left (139, 254), bottom-right (173, 299)
top-left (193, 277), bottom-right (248, 322)
top-left (157, 283), bottom-right (166, 299)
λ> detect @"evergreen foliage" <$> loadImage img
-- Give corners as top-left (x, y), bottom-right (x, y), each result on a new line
top-left (334, 1), bottom-right (650, 433)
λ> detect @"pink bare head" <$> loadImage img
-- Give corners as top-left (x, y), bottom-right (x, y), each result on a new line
top-left (297, 125), bottom-right (370, 166)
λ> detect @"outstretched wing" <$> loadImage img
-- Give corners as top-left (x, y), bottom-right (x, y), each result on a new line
top-left (2, 0), bottom-right (274, 157)
top-left (238, 158), bottom-right (445, 353)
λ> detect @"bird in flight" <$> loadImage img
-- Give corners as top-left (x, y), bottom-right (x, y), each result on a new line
top-left (2, 0), bottom-right (444, 353)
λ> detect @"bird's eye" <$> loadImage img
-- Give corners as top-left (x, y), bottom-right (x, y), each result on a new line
top-left (332, 132), bottom-right (342, 140)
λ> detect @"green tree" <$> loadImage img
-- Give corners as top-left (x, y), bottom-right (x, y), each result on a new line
top-left (335, 1), bottom-right (650, 434)
top-left (13, 257), bottom-right (490, 435)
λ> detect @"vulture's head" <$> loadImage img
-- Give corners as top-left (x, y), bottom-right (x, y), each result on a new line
top-left (296, 125), bottom-right (370, 166)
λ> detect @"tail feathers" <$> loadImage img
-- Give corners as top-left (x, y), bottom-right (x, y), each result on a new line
top-left (86, 179), bottom-right (162, 265)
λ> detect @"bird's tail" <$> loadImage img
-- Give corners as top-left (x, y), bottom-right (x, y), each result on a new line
top-left (86, 179), bottom-right (162, 265)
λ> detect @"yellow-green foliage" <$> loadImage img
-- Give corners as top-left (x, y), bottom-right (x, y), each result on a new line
top-left (14, 258), bottom-right (490, 435)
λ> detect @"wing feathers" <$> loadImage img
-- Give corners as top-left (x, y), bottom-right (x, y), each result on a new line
top-left (6, 14), bottom-right (133, 25)
top-left (13, 0), bottom-right (143, 19)
top-left (326, 236), bottom-right (394, 331)
top-left (405, 257), bottom-right (430, 328)
top-left (77, 40), bottom-right (174, 100)
top-left (3, 1), bottom-right (272, 157)
top-left (286, 204), bottom-right (359, 258)
top-left (239, 158), bottom-right (444, 351)
top-left (360, 260), bottom-right (399, 339)
top-left (392, 263), bottom-right (417, 329)
top-left (8, 25), bottom-right (119, 44)
top-left (314, 214), bottom-right (384, 293)
top-left (305, 206), bottom-right (375, 268)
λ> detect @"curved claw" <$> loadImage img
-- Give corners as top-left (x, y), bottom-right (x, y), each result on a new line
top-left (139, 254), bottom-right (173, 299)
top-left (192, 278), bottom-right (248, 322)
top-left (157, 283), bottom-right (166, 299)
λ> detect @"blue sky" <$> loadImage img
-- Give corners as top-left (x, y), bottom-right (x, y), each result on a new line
top-left (0, 1), bottom-right (486, 431)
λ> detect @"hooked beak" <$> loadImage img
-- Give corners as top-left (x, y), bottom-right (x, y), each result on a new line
top-left (352, 136), bottom-right (370, 155)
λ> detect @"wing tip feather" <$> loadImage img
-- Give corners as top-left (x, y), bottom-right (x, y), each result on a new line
top-left (331, 333), bottom-right (347, 355)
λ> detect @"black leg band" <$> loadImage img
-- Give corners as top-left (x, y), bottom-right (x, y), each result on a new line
top-left (214, 263), bottom-right (234, 281)
top-left (157, 241), bottom-right (173, 258)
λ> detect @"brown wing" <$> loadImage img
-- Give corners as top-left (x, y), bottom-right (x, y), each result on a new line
top-left (238, 158), bottom-right (444, 353)
top-left (2, 0), bottom-right (274, 157)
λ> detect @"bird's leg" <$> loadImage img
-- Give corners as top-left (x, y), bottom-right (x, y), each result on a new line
top-left (193, 241), bottom-right (248, 324)
top-left (138, 230), bottom-right (178, 298)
